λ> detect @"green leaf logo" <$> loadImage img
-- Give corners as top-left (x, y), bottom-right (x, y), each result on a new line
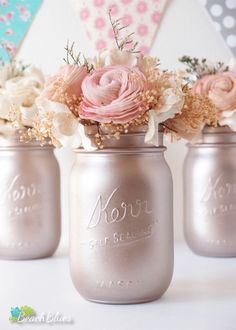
top-left (20, 305), bottom-right (36, 318)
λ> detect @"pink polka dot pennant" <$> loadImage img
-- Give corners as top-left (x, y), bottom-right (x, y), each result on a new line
top-left (72, 0), bottom-right (168, 54)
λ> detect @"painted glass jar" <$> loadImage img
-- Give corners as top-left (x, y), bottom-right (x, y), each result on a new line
top-left (0, 133), bottom-right (61, 259)
top-left (70, 130), bottom-right (173, 303)
top-left (184, 126), bottom-right (236, 257)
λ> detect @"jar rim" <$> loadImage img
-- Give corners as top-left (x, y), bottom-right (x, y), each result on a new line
top-left (73, 130), bottom-right (165, 153)
top-left (73, 146), bottom-right (167, 154)
top-left (0, 130), bottom-right (53, 149)
top-left (202, 125), bottom-right (234, 134)
top-left (187, 125), bottom-right (236, 146)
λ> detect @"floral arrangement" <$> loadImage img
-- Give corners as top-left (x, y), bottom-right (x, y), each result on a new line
top-left (180, 56), bottom-right (236, 131)
top-left (0, 59), bottom-right (44, 135)
top-left (20, 16), bottom-right (217, 150)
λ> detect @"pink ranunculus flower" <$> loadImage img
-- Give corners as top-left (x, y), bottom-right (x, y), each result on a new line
top-left (192, 71), bottom-right (236, 114)
top-left (43, 65), bottom-right (88, 102)
top-left (79, 65), bottom-right (147, 124)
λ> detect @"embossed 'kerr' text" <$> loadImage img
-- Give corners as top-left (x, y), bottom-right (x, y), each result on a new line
top-left (0, 175), bottom-right (41, 205)
top-left (201, 174), bottom-right (236, 202)
top-left (87, 187), bottom-right (153, 229)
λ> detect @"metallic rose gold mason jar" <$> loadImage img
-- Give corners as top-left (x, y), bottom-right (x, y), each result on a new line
top-left (70, 129), bottom-right (173, 304)
top-left (0, 132), bottom-right (61, 260)
top-left (184, 126), bottom-right (236, 257)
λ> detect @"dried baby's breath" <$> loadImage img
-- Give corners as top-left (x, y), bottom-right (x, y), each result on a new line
top-left (48, 78), bottom-right (82, 117)
top-left (164, 88), bottom-right (217, 140)
top-left (84, 112), bottom-right (149, 149)
top-left (20, 112), bottom-right (56, 146)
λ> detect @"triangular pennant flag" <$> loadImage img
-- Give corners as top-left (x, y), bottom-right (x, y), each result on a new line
top-left (0, 0), bottom-right (43, 61)
top-left (72, 0), bottom-right (168, 54)
top-left (199, 0), bottom-right (236, 56)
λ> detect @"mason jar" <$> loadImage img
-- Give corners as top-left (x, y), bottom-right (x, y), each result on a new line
top-left (69, 128), bottom-right (173, 304)
top-left (184, 126), bottom-right (236, 257)
top-left (0, 132), bottom-right (61, 260)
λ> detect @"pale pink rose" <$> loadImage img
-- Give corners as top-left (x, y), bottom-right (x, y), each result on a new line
top-left (80, 65), bottom-right (147, 124)
top-left (192, 72), bottom-right (236, 113)
top-left (43, 65), bottom-right (88, 102)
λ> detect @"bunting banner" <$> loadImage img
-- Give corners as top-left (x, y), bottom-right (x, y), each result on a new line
top-left (0, 0), bottom-right (43, 61)
top-left (1, 0), bottom-right (235, 62)
top-left (72, 0), bottom-right (168, 54)
top-left (200, 0), bottom-right (236, 56)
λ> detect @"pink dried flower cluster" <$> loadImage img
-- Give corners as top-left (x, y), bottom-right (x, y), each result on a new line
top-left (186, 57), bottom-right (236, 131)
top-left (38, 47), bottom-right (188, 148)
top-left (35, 46), bottom-right (220, 150)
top-left (43, 54), bottom-right (153, 125)
top-left (192, 71), bottom-right (236, 116)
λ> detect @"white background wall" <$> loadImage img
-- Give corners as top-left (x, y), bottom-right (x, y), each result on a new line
top-left (17, 0), bottom-right (232, 248)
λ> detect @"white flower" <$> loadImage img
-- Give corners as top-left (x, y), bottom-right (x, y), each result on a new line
top-left (219, 109), bottom-right (236, 131)
top-left (144, 110), bottom-right (162, 146)
top-left (0, 65), bottom-right (45, 128)
top-left (5, 78), bottom-right (36, 106)
top-left (36, 98), bottom-right (77, 143)
top-left (24, 66), bottom-right (45, 88)
top-left (157, 87), bottom-right (184, 121)
top-left (174, 69), bottom-right (196, 85)
top-left (228, 58), bottom-right (236, 72)
top-left (91, 48), bottom-right (137, 68)
top-left (145, 82), bottom-right (185, 146)
top-left (36, 98), bottom-right (97, 150)
top-left (20, 104), bottom-right (39, 127)
top-left (75, 124), bottom-right (97, 151)
top-left (4, 66), bottom-right (44, 106)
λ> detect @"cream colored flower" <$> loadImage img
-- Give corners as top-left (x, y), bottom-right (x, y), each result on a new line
top-left (20, 105), bottom-right (39, 127)
top-left (144, 110), bottom-right (162, 146)
top-left (91, 48), bottom-right (138, 68)
top-left (145, 79), bottom-right (185, 145)
top-left (36, 98), bottom-right (77, 139)
top-left (75, 124), bottom-right (97, 151)
top-left (36, 98), bottom-right (97, 150)
top-left (24, 66), bottom-right (45, 87)
top-left (4, 66), bottom-right (44, 106)
top-left (219, 109), bottom-right (236, 131)
top-left (0, 65), bottom-right (45, 128)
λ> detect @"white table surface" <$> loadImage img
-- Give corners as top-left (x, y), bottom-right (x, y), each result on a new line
top-left (0, 242), bottom-right (235, 330)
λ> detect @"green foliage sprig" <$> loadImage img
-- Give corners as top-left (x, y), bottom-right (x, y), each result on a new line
top-left (179, 55), bottom-right (229, 78)
top-left (63, 41), bottom-right (94, 73)
top-left (108, 10), bottom-right (138, 53)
